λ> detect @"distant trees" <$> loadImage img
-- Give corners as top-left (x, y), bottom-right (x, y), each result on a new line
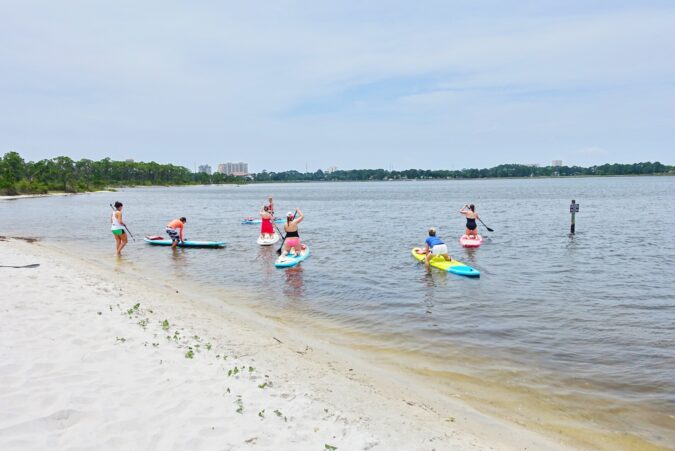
top-left (1, 151), bottom-right (671, 195)
top-left (0, 152), bottom-right (245, 195)
top-left (250, 162), bottom-right (673, 182)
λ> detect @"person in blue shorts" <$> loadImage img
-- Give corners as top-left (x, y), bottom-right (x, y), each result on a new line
top-left (421, 227), bottom-right (452, 266)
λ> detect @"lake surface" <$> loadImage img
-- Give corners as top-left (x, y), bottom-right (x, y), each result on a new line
top-left (2, 177), bottom-right (674, 447)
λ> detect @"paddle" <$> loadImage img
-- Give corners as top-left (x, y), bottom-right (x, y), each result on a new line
top-left (0, 263), bottom-right (40, 269)
top-left (478, 217), bottom-right (494, 232)
top-left (109, 204), bottom-right (136, 241)
top-left (276, 210), bottom-right (297, 255)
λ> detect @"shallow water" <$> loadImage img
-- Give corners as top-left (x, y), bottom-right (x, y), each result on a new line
top-left (3, 177), bottom-right (675, 446)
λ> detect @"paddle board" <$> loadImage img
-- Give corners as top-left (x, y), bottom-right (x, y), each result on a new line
top-left (242, 218), bottom-right (285, 225)
top-left (257, 234), bottom-right (280, 246)
top-left (459, 234), bottom-right (483, 248)
top-left (275, 246), bottom-right (311, 268)
top-left (411, 247), bottom-right (480, 277)
top-left (144, 236), bottom-right (226, 248)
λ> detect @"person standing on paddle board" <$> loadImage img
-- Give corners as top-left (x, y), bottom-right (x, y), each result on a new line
top-left (166, 217), bottom-right (186, 249)
top-left (419, 227), bottom-right (452, 266)
top-left (281, 209), bottom-right (304, 257)
top-left (111, 201), bottom-right (128, 256)
top-left (259, 205), bottom-right (275, 240)
top-left (459, 204), bottom-right (480, 238)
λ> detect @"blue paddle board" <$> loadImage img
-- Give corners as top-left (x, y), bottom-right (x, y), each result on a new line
top-left (242, 218), bottom-right (285, 225)
top-left (275, 246), bottom-right (311, 268)
top-left (144, 236), bottom-right (226, 248)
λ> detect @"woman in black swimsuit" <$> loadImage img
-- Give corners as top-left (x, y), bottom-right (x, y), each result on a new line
top-left (459, 204), bottom-right (480, 238)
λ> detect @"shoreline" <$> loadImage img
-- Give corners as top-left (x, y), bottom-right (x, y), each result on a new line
top-left (0, 238), bottom-right (574, 450)
top-left (0, 190), bottom-right (114, 201)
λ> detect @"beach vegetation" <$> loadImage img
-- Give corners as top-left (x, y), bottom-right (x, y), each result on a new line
top-left (205, 342), bottom-right (212, 351)
top-left (161, 319), bottom-right (170, 330)
top-left (325, 444), bottom-right (337, 450)
top-left (235, 396), bottom-right (243, 414)
top-left (185, 347), bottom-right (194, 359)
top-left (115, 337), bottom-right (126, 343)
top-left (126, 303), bottom-right (140, 316)
top-left (258, 409), bottom-right (265, 419)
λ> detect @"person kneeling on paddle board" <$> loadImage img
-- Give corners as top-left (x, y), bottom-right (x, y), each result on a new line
top-left (459, 204), bottom-right (480, 239)
top-left (166, 217), bottom-right (186, 248)
top-left (281, 209), bottom-right (304, 257)
top-left (419, 227), bottom-right (452, 267)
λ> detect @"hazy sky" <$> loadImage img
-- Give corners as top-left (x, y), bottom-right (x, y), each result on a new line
top-left (2, 1), bottom-right (674, 172)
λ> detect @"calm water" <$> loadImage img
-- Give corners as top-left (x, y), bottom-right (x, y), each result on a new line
top-left (3, 177), bottom-right (675, 445)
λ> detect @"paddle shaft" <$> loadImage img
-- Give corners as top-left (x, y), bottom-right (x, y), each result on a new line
top-left (110, 204), bottom-right (135, 240)
top-left (478, 217), bottom-right (494, 232)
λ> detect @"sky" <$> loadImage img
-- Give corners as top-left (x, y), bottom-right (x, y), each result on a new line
top-left (1, 1), bottom-right (674, 172)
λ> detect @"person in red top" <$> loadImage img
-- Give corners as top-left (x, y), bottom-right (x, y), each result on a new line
top-left (259, 206), bottom-right (275, 240)
top-left (166, 217), bottom-right (186, 248)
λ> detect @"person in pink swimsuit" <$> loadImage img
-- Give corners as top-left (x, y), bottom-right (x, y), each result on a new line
top-left (281, 209), bottom-right (304, 257)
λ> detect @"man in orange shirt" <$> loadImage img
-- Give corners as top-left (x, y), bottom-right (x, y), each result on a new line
top-left (166, 217), bottom-right (186, 248)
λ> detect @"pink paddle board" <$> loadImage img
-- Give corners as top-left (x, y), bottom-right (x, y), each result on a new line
top-left (459, 235), bottom-right (483, 248)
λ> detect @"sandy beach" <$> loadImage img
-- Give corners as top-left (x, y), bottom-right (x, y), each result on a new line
top-left (0, 191), bottom-right (115, 201)
top-left (0, 237), bottom-right (574, 450)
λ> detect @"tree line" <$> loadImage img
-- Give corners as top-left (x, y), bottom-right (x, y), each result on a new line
top-left (251, 161), bottom-right (673, 182)
top-left (1, 151), bottom-right (672, 195)
top-left (0, 152), bottom-right (244, 195)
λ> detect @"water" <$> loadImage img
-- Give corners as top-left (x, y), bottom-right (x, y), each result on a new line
top-left (2, 177), bottom-right (675, 447)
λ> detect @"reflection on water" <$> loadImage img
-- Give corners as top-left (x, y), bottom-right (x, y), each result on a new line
top-left (283, 265), bottom-right (305, 299)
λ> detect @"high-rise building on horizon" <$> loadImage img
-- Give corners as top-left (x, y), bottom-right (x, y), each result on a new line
top-left (217, 162), bottom-right (248, 176)
top-left (552, 160), bottom-right (563, 167)
top-left (198, 164), bottom-right (212, 175)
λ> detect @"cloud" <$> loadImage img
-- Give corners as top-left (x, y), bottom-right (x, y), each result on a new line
top-left (1, 2), bottom-right (674, 169)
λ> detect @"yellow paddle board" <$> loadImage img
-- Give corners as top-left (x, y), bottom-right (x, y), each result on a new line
top-left (411, 248), bottom-right (480, 277)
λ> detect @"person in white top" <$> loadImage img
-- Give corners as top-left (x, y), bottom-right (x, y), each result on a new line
top-left (111, 201), bottom-right (128, 256)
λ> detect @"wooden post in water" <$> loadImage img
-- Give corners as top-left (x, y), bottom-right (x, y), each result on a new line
top-left (569, 199), bottom-right (579, 234)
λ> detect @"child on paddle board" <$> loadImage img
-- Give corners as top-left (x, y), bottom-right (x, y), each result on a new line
top-left (166, 217), bottom-right (186, 248)
top-left (419, 227), bottom-right (452, 266)
top-left (459, 204), bottom-right (481, 239)
top-left (281, 209), bottom-right (304, 257)
top-left (111, 201), bottom-right (128, 256)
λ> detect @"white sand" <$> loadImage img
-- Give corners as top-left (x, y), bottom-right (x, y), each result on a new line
top-left (0, 239), bottom-right (571, 450)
